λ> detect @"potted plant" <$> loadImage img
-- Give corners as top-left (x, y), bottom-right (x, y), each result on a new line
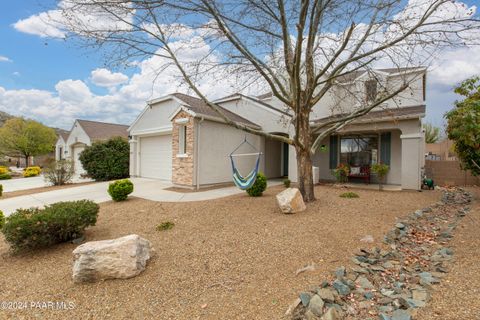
top-left (333, 163), bottom-right (350, 183)
top-left (371, 163), bottom-right (390, 191)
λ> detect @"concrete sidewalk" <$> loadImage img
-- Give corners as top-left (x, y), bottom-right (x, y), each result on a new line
top-left (0, 175), bottom-right (93, 193)
top-left (0, 178), bottom-right (282, 216)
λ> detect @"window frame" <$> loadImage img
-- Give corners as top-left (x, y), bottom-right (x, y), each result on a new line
top-left (177, 124), bottom-right (187, 156)
top-left (339, 135), bottom-right (379, 167)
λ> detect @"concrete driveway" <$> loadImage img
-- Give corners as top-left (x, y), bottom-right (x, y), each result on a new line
top-left (0, 178), bottom-right (281, 216)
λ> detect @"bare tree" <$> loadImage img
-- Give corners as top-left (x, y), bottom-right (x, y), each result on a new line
top-left (55, 0), bottom-right (479, 201)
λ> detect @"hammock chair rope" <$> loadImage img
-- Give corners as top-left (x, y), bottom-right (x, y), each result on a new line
top-left (229, 137), bottom-right (262, 190)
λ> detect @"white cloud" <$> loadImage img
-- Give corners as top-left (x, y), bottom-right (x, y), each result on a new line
top-left (0, 56), bottom-right (12, 62)
top-left (12, 72), bottom-right (20, 76)
top-left (13, 0), bottom-right (133, 39)
top-left (91, 68), bottom-right (129, 87)
top-left (13, 10), bottom-right (66, 38)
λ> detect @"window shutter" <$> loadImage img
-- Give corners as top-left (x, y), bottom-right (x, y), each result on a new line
top-left (329, 135), bottom-right (338, 169)
top-left (380, 132), bottom-right (391, 165)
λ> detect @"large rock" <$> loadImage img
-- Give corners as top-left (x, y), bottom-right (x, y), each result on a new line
top-left (276, 188), bottom-right (306, 214)
top-left (72, 234), bottom-right (152, 283)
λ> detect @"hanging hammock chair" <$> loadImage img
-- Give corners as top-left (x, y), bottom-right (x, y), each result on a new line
top-left (229, 137), bottom-right (262, 190)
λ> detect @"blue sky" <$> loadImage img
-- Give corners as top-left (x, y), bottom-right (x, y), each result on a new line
top-left (0, 0), bottom-right (479, 130)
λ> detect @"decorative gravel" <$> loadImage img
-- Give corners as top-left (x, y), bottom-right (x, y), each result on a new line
top-left (0, 185), bottom-right (440, 319)
top-left (415, 187), bottom-right (480, 320)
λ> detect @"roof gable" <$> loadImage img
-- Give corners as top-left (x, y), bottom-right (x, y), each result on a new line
top-left (171, 93), bottom-right (261, 128)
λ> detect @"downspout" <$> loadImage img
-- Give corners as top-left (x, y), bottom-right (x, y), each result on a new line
top-left (196, 116), bottom-right (204, 190)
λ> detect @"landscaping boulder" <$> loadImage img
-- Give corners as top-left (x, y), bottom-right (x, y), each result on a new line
top-left (276, 188), bottom-right (306, 214)
top-left (72, 234), bottom-right (152, 283)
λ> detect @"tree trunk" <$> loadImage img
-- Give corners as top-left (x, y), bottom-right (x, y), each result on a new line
top-left (25, 155), bottom-right (29, 167)
top-left (295, 110), bottom-right (316, 202)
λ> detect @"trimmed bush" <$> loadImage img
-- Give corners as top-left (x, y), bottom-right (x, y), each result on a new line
top-left (156, 221), bottom-right (175, 231)
top-left (43, 160), bottom-right (75, 185)
top-left (0, 166), bottom-right (8, 175)
top-left (0, 173), bottom-right (11, 180)
top-left (23, 166), bottom-right (41, 178)
top-left (0, 184), bottom-right (3, 197)
top-left (246, 173), bottom-right (267, 197)
top-left (108, 179), bottom-right (134, 201)
top-left (340, 192), bottom-right (359, 198)
top-left (283, 178), bottom-right (291, 188)
top-left (1, 200), bottom-right (99, 251)
top-left (79, 137), bottom-right (130, 181)
top-left (0, 210), bottom-right (5, 230)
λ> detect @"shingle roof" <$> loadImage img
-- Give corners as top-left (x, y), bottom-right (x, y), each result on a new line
top-left (56, 129), bottom-right (70, 141)
top-left (256, 92), bottom-right (273, 100)
top-left (77, 119), bottom-right (129, 141)
top-left (311, 105), bottom-right (426, 125)
top-left (172, 93), bottom-right (260, 128)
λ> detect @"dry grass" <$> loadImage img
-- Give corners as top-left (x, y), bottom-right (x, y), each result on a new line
top-left (0, 185), bottom-right (440, 320)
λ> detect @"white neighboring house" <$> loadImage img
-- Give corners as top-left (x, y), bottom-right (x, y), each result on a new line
top-left (56, 119), bottom-right (129, 175)
top-left (55, 129), bottom-right (70, 161)
top-left (129, 67), bottom-right (427, 190)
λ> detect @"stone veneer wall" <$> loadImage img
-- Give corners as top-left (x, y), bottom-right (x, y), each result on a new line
top-left (172, 111), bottom-right (195, 187)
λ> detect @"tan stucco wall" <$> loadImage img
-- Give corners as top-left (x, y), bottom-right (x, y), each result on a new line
top-left (218, 98), bottom-right (290, 134)
top-left (198, 120), bottom-right (263, 185)
top-left (264, 138), bottom-right (282, 178)
top-left (129, 99), bottom-right (178, 135)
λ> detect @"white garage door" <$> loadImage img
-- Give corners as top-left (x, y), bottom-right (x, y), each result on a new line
top-left (139, 135), bottom-right (172, 180)
top-left (72, 145), bottom-right (86, 175)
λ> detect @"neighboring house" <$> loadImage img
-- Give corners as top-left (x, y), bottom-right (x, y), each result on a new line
top-left (54, 129), bottom-right (70, 161)
top-left (425, 140), bottom-right (457, 161)
top-left (129, 67), bottom-right (427, 190)
top-left (56, 120), bottom-right (129, 174)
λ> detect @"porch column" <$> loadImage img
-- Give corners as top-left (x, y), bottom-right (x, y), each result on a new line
top-left (288, 144), bottom-right (298, 182)
top-left (400, 133), bottom-right (423, 190)
top-left (129, 137), bottom-right (138, 177)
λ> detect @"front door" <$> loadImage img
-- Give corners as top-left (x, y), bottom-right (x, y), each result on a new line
top-left (282, 142), bottom-right (289, 177)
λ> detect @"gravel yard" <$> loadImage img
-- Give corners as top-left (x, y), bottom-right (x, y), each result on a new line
top-left (0, 185), bottom-right (440, 320)
top-left (415, 187), bottom-right (480, 320)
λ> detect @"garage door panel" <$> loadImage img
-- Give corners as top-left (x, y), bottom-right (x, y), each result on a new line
top-left (140, 135), bottom-right (172, 180)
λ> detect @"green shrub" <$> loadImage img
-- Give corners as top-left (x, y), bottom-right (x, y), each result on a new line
top-left (43, 160), bottom-right (75, 185)
top-left (371, 163), bottom-right (390, 191)
top-left (0, 184), bottom-right (3, 197)
top-left (333, 163), bottom-right (350, 183)
top-left (0, 210), bottom-right (5, 230)
top-left (0, 173), bottom-right (11, 180)
top-left (79, 137), bottom-right (130, 181)
top-left (340, 192), bottom-right (359, 198)
top-left (1, 200), bottom-right (99, 251)
top-left (283, 178), bottom-right (291, 188)
top-left (108, 179), bottom-right (134, 201)
top-left (246, 173), bottom-right (267, 197)
top-left (156, 221), bottom-right (175, 231)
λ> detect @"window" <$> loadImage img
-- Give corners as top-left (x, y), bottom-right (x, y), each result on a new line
top-left (59, 147), bottom-right (63, 160)
top-left (365, 80), bottom-right (378, 103)
top-left (422, 74), bottom-right (426, 101)
top-left (340, 136), bottom-right (378, 167)
top-left (178, 125), bottom-right (187, 155)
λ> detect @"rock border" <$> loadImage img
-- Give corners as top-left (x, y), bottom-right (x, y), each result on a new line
top-left (288, 188), bottom-right (472, 320)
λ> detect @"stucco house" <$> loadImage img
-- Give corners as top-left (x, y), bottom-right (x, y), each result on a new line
top-left (55, 119), bottom-right (129, 174)
top-left (129, 67), bottom-right (427, 190)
